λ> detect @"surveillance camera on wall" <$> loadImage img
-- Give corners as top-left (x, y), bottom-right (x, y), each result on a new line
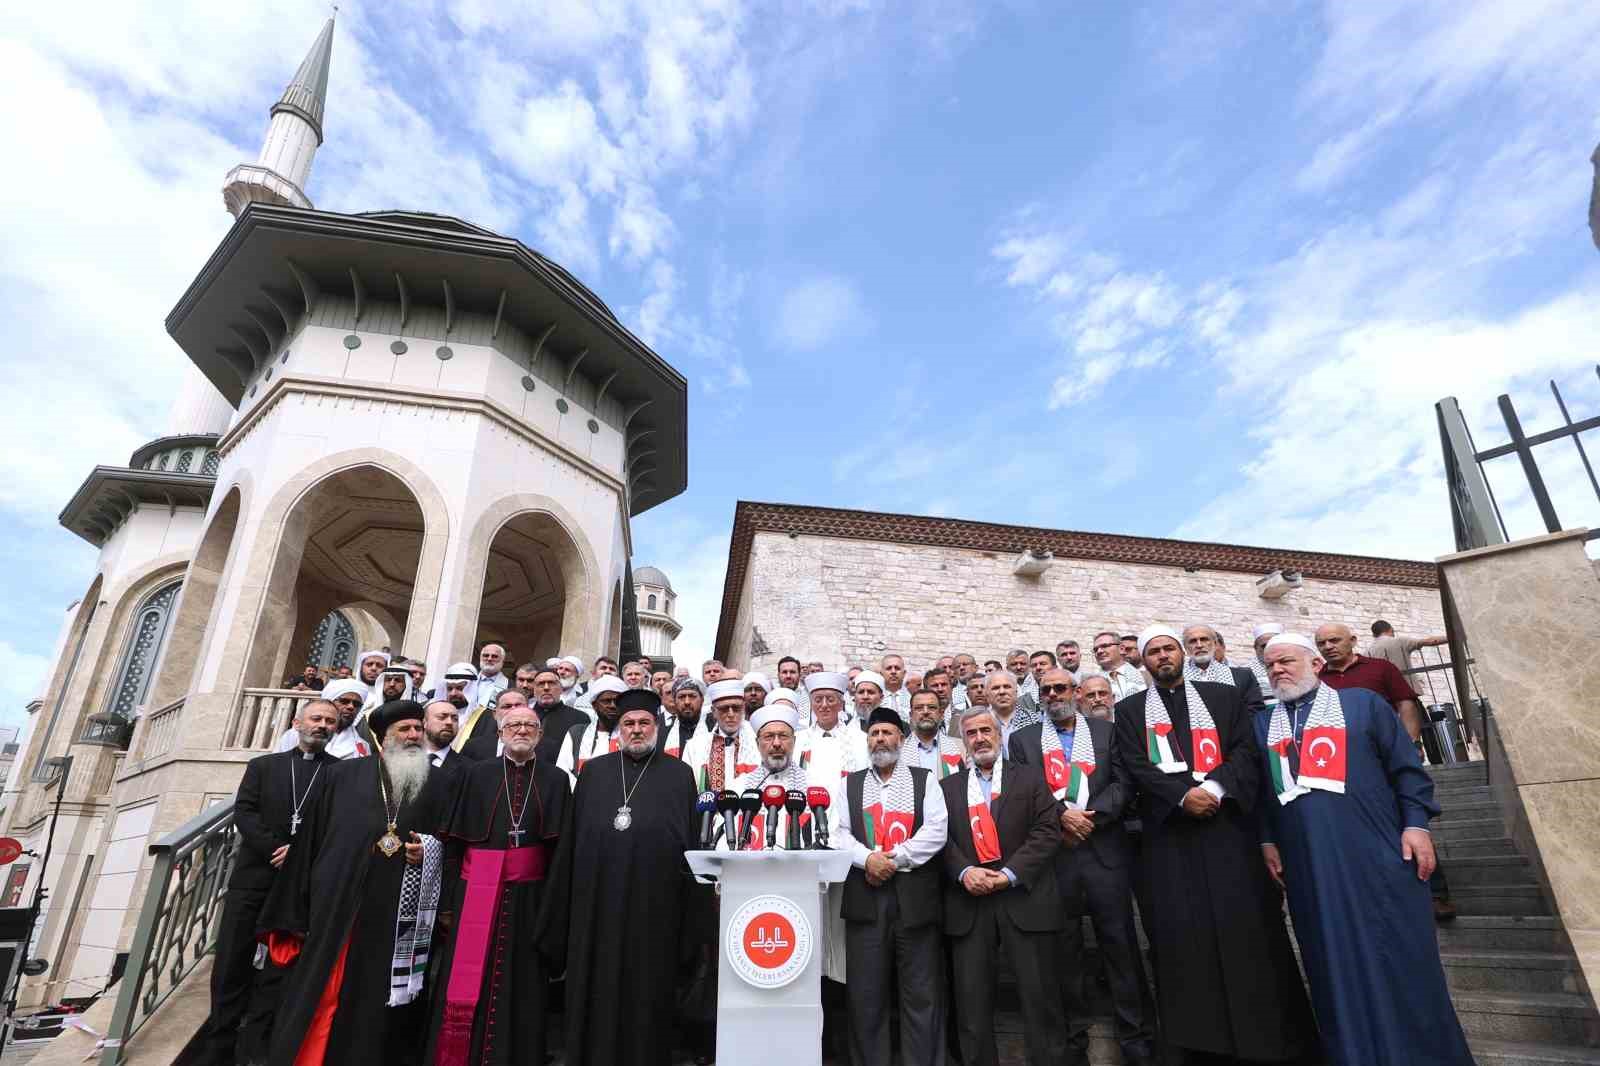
top-left (1013, 549), bottom-right (1054, 577)
top-left (1256, 569), bottom-right (1304, 599)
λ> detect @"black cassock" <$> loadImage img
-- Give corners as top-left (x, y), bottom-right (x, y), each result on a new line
top-left (543, 749), bottom-right (702, 1066)
top-left (1114, 681), bottom-right (1317, 1062)
top-left (423, 754), bottom-right (568, 1066)
top-left (257, 756), bottom-right (454, 1066)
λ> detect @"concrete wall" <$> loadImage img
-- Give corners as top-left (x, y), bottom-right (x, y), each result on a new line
top-left (727, 530), bottom-right (1447, 672)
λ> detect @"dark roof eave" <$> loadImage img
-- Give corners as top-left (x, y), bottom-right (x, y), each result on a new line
top-left (58, 467), bottom-right (217, 547)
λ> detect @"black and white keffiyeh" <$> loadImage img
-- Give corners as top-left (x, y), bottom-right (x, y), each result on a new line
top-left (388, 834), bottom-right (443, 1006)
top-left (1184, 658), bottom-right (1236, 686)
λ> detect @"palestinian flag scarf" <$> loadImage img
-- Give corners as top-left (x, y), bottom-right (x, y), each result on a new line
top-left (862, 762), bottom-right (917, 851)
top-left (1039, 716), bottom-right (1096, 809)
top-left (1267, 683), bottom-right (1348, 805)
top-left (965, 759), bottom-right (1004, 864)
top-left (1143, 682), bottom-right (1223, 781)
top-left (937, 734), bottom-right (966, 778)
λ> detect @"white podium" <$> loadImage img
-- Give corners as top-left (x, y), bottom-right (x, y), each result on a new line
top-left (686, 849), bottom-right (854, 1066)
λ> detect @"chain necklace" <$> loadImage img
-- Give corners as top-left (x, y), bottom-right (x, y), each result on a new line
top-left (288, 755), bottom-right (322, 837)
top-left (374, 761), bottom-right (403, 858)
top-left (503, 758), bottom-right (536, 847)
top-left (615, 749), bottom-right (655, 831)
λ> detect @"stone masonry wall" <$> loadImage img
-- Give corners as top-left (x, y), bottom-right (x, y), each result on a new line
top-left (728, 531), bottom-right (1447, 674)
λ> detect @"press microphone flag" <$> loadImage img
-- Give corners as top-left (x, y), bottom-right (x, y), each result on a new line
top-left (695, 791), bottom-right (718, 850)
top-left (737, 789), bottom-right (762, 849)
top-left (762, 783), bottom-right (787, 849)
top-left (806, 785), bottom-right (832, 849)
top-left (784, 789), bottom-right (807, 851)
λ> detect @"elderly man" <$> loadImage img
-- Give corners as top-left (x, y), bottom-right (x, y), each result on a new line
top-left (683, 679), bottom-right (759, 794)
top-left (554, 654), bottom-right (587, 706)
top-left (1182, 624), bottom-right (1266, 715)
top-left (1114, 626), bottom-right (1314, 1065)
top-left (1092, 631), bottom-right (1146, 702)
top-left (727, 703), bottom-right (817, 847)
top-left (1077, 674), bottom-right (1117, 720)
top-left (902, 690), bottom-right (967, 779)
top-left (880, 654), bottom-right (912, 718)
top-left (835, 707), bottom-right (950, 1066)
top-left (941, 707), bottom-right (1067, 1066)
top-left (984, 671), bottom-right (1037, 754)
top-left (462, 644), bottom-right (508, 710)
top-left (905, 672), bottom-right (923, 695)
top-left (949, 653), bottom-right (980, 713)
top-left (661, 677), bottom-right (704, 757)
top-left (701, 659), bottom-right (724, 685)
top-left (1257, 635), bottom-right (1471, 1066)
top-left (852, 669), bottom-right (895, 729)
top-left (529, 668), bottom-right (586, 765)
top-left (620, 659), bottom-right (649, 690)
top-left (800, 672), bottom-right (870, 791)
top-left (556, 674), bottom-right (629, 777)
top-left (1006, 648), bottom-right (1037, 704)
top-left (1250, 623), bottom-right (1284, 698)
top-left (1010, 670), bottom-right (1152, 1065)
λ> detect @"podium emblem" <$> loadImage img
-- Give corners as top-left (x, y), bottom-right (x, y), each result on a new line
top-left (726, 894), bottom-right (813, 988)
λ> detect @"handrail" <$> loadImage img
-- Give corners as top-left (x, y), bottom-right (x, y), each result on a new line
top-left (103, 798), bottom-right (237, 1065)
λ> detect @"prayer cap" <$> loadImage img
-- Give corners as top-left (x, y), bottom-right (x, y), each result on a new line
top-left (589, 674), bottom-right (629, 697)
top-left (865, 707), bottom-right (906, 733)
top-left (562, 655), bottom-right (585, 672)
top-left (853, 670), bottom-right (886, 693)
top-left (1265, 633), bottom-right (1319, 655)
top-left (545, 657), bottom-right (563, 669)
top-left (743, 672), bottom-right (772, 693)
top-left (443, 662), bottom-right (476, 681)
top-left (358, 649), bottom-right (391, 667)
top-left (707, 679), bottom-right (746, 703)
top-left (1252, 622), bottom-right (1285, 640)
top-left (764, 687), bottom-right (799, 708)
top-left (672, 677), bottom-right (706, 696)
top-left (805, 671), bottom-right (849, 695)
top-left (751, 704), bottom-right (799, 734)
top-left (616, 688), bottom-right (662, 715)
top-left (1136, 625), bottom-right (1184, 658)
top-left (321, 679), bottom-right (366, 703)
top-left (370, 699), bottom-right (424, 740)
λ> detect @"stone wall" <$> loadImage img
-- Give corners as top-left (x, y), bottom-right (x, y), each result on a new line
top-left (728, 531), bottom-right (1446, 672)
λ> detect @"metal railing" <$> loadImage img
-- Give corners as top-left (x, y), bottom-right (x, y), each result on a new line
top-left (1401, 646), bottom-right (1489, 767)
top-left (103, 799), bottom-right (236, 1065)
top-left (130, 698), bottom-right (186, 764)
top-left (226, 688), bottom-right (316, 750)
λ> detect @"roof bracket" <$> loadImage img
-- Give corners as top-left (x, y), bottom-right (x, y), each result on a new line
top-left (491, 289), bottom-right (507, 340)
top-left (243, 305), bottom-right (284, 350)
top-left (162, 492), bottom-right (177, 516)
top-left (623, 398), bottom-right (653, 427)
top-left (529, 323), bottom-right (556, 371)
top-left (626, 427), bottom-right (656, 449)
top-left (394, 273), bottom-right (410, 330)
top-left (349, 267), bottom-right (366, 324)
top-left (564, 348), bottom-right (588, 389)
top-left (285, 258), bottom-right (320, 315)
top-left (594, 370), bottom-right (619, 406)
top-left (216, 346), bottom-right (255, 385)
top-left (442, 278), bottom-right (455, 334)
top-left (228, 324), bottom-right (268, 367)
top-left (260, 287), bottom-right (299, 334)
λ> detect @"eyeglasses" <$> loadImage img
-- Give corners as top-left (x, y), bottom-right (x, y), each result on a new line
top-left (502, 723), bottom-right (540, 734)
top-left (1040, 683), bottom-right (1073, 695)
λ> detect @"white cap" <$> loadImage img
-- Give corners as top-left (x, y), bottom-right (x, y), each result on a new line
top-left (589, 674), bottom-right (629, 696)
top-left (742, 672), bottom-right (772, 693)
top-left (853, 670), bottom-right (886, 693)
top-left (358, 649), bottom-right (391, 668)
top-left (443, 662), bottom-right (476, 681)
top-left (805, 671), bottom-right (849, 695)
top-left (751, 704), bottom-right (799, 733)
top-left (562, 655), bottom-right (585, 672)
top-left (1252, 622), bottom-right (1285, 640)
top-left (545, 657), bottom-right (563, 669)
top-left (1265, 633), bottom-right (1318, 655)
top-left (1137, 625), bottom-right (1183, 658)
top-left (764, 687), bottom-right (799, 708)
top-left (707, 679), bottom-right (747, 704)
top-left (321, 679), bottom-right (366, 703)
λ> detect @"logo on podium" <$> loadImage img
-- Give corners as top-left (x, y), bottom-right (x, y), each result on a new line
top-left (726, 894), bottom-right (813, 988)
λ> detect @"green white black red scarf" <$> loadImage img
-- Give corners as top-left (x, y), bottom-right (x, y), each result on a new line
top-left (1039, 715), bottom-right (1096, 809)
top-left (966, 759), bottom-right (1004, 864)
top-left (861, 761), bottom-right (916, 851)
top-left (1143, 682), bottom-right (1222, 781)
top-left (1266, 683), bottom-right (1348, 805)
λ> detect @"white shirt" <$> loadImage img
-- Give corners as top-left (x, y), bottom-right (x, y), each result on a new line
top-left (883, 686), bottom-right (912, 718)
top-left (798, 721), bottom-right (869, 791)
top-left (1105, 661), bottom-right (1148, 702)
top-left (834, 765), bottom-right (949, 872)
top-left (465, 671), bottom-right (509, 712)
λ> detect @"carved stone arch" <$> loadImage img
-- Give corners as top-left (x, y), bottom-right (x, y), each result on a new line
top-left (148, 486), bottom-right (245, 708)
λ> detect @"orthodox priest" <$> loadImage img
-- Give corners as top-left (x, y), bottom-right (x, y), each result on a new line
top-left (544, 688), bottom-right (701, 1066)
top-left (1114, 626), bottom-right (1316, 1064)
top-left (426, 701), bottom-right (569, 1066)
top-left (1257, 635), bottom-right (1471, 1066)
top-left (260, 701), bottom-right (451, 1066)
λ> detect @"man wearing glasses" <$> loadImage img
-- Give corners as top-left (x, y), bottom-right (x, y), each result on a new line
top-left (1092, 631), bottom-right (1147, 702)
top-left (272, 679), bottom-right (373, 758)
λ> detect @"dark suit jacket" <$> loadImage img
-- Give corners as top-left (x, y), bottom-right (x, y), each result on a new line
top-left (230, 748), bottom-right (339, 893)
top-left (457, 706), bottom-right (501, 762)
top-left (535, 701), bottom-right (589, 765)
top-left (1007, 717), bottom-right (1132, 869)
top-left (938, 760), bottom-right (1062, 936)
top-left (1230, 666), bottom-right (1267, 716)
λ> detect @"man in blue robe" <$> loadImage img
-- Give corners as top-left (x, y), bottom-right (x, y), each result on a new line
top-left (1256, 633), bottom-right (1473, 1066)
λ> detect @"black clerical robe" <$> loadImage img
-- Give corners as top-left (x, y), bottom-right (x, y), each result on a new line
top-left (534, 700), bottom-right (588, 765)
top-left (258, 756), bottom-right (455, 1066)
top-left (456, 707), bottom-right (500, 762)
top-left (424, 754), bottom-right (568, 1066)
top-left (1114, 681), bottom-right (1316, 1062)
top-left (544, 749), bottom-right (701, 1066)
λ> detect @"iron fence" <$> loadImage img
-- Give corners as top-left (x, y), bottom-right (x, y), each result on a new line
top-left (1400, 646), bottom-right (1488, 767)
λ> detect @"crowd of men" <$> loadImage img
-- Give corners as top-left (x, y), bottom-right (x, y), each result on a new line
top-left (180, 617), bottom-right (1470, 1066)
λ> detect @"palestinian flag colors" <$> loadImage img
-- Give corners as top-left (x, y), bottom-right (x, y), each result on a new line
top-left (1266, 684), bottom-right (1349, 805)
top-left (1040, 717), bottom-right (1095, 809)
top-left (862, 801), bottom-right (915, 851)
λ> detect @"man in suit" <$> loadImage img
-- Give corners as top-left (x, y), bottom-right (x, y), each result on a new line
top-left (1182, 624), bottom-right (1266, 715)
top-left (940, 705), bottom-right (1068, 1066)
top-left (1010, 670), bottom-right (1154, 1066)
top-left (177, 699), bottom-right (341, 1065)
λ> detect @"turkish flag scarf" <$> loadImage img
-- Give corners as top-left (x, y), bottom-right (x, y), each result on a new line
top-left (965, 760), bottom-right (1004, 865)
top-left (1143, 682), bottom-right (1224, 782)
top-left (1266, 683), bottom-right (1348, 805)
top-left (1040, 714), bottom-right (1096, 809)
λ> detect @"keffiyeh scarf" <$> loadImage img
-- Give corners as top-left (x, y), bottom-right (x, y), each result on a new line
top-left (1143, 682), bottom-right (1223, 781)
top-left (388, 834), bottom-right (443, 1006)
top-left (1266, 683), bottom-right (1348, 805)
top-left (1184, 659), bottom-right (1236, 686)
top-left (1040, 715), bottom-right (1097, 809)
top-left (861, 761), bottom-right (917, 851)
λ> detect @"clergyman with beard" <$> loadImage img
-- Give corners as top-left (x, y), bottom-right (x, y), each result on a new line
top-left (260, 700), bottom-right (453, 1065)
top-left (544, 688), bottom-right (701, 1066)
top-left (556, 674), bottom-right (630, 777)
top-left (177, 700), bottom-right (341, 1066)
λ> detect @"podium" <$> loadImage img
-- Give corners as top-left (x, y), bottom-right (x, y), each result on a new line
top-left (686, 849), bottom-right (854, 1066)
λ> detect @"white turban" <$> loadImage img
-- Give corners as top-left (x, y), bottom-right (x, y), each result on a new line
top-left (764, 687), bottom-right (800, 708)
top-left (742, 672), bottom-right (772, 693)
top-left (546, 657), bottom-right (563, 669)
top-left (357, 649), bottom-right (390, 669)
top-left (1137, 625), bottom-right (1184, 658)
top-left (805, 671), bottom-right (849, 695)
top-left (1252, 622), bottom-right (1285, 640)
top-left (853, 670), bottom-right (886, 693)
top-left (1265, 633), bottom-right (1319, 656)
top-left (750, 704), bottom-right (799, 733)
top-left (443, 662), bottom-right (476, 681)
top-left (588, 674), bottom-right (629, 697)
top-left (706, 679), bottom-right (747, 704)
top-left (562, 655), bottom-right (585, 673)
top-left (321, 679), bottom-right (367, 704)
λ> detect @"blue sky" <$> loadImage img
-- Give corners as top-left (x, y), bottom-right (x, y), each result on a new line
top-left (4, 0), bottom-right (1600, 721)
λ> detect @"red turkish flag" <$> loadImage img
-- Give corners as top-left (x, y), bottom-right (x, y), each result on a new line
top-left (969, 801), bottom-right (1001, 864)
top-left (1301, 724), bottom-right (1347, 781)
top-left (1191, 725), bottom-right (1222, 774)
top-left (1042, 748), bottom-right (1070, 793)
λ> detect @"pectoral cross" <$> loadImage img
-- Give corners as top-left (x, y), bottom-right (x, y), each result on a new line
top-left (290, 813), bottom-right (301, 836)
top-left (508, 827), bottom-right (525, 847)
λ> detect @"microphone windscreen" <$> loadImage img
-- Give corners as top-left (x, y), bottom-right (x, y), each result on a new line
top-left (806, 785), bottom-right (832, 809)
top-left (784, 788), bottom-right (806, 812)
top-left (761, 783), bottom-right (787, 807)
top-left (695, 790), bottom-right (717, 813)
top-left (717, 789), bottom-right (739, 811)
top-left (739, 788), bottom-right (762, 812)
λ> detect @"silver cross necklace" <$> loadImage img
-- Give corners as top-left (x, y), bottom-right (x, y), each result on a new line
top-left (289, 755), bottom-right (322, 837)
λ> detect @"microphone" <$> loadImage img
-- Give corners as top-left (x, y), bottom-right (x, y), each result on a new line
top-left (762, 784), bottom-right (787, 850)
top-left (737, 789), bottom-right (762, 850)
top-left (695, 791), bottom-right (718, 850)
top-left (784, 789), bottom-right (807, 851)
top-left (806, 786), bottom-right (832, 849)
top-left (717, 790), bottom-right (740, 850)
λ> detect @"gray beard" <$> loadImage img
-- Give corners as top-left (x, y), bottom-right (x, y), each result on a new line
top-left (869, 748), bottom-right (898, 770)
top-left (1273, 675), bottom-right (1319, 702)
top-left (384, 744), bottom-right (431, 807)
top-left (972, 749), bottom-right (998, 770)
top-left (913, 721), bottom-right (939, 739)
top-left (1192, 652), bottom-right (1213, 668)
top-left (1045, 699), bottom-right (1076, 724)
top-left (763, 752), bottom-right (791, 773)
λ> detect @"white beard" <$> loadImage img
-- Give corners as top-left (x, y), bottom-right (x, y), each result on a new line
top-left (1191, 652), bottom-right (1213, 668)
top-left (1273, 674), bottom-right (1319, 702)
top-left (763, 752), bottom-right (791, 773)
top-left (384, 744), bottom-right (432, 807)
top-left (869, 749), bottom-right (898, 770)
top-left (561, 676), bottom-right (576, 691)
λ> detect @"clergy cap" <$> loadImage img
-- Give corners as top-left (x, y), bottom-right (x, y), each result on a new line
top-left (764, 687), bottom-right (799, 708)
top-left (545, 657), bottom-right (563, 669)
top-left (1252, 622), bottom-right (1285, 640)
top-left (865, 707), bottom-right (905, 733)
top-left (751, 704), bottom-right (799, 734)
top-left (706, 679), bottom-right (746, 704)
top-left (743, 672), bottom-right (772, 693)
top-left (616, 688), bottom-right (662, 716)
top-left (853, 670), bottom-right (886, 693)
top-left (1137, 625), bottom-right (1183, 658)
top-left (1265, 633), bottom-right (1319, 655)
top-left (358, 649), bottom-right (391, 668)
top-left (443, 662), bottom-right (476, 681)
top-left (672, 677), bottom-right (706, 696)
top-left (589, 674), bottom-right (629, 697)
top-left (805, 671), bottom-right (849, 695)
top-left (321, 679), bottom-right (366, 703)
top-left (562, 654), bottom-right (585, 672)
top-left (370, 699), bottom-right (424, 740)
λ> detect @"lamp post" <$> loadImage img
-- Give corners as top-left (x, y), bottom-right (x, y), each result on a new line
top-left (0, 754), bottom-right (73, 1054)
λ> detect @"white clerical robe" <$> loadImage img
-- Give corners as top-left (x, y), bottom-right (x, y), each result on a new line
top-left (556, 721), bottom-right (618, 785)
top-left (681, 723), bottom-right (759, 792)
top-left (796, 725), bottom-right (866, 984)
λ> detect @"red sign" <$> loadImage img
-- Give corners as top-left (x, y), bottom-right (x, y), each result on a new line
top-left (0, 838), bottom-right (23, 866)
top-left (741, 911), bottom-right (797, 970)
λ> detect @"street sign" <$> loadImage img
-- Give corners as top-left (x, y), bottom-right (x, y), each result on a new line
top-left (0, 840), bottom-right (23, 866)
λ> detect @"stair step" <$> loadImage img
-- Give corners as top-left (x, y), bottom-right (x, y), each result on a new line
top-left (1438, 800), bottom-right (1509, 820)
top-left (1428, 762), bottom-right (1489, 780)
top-left (1440, 837), bottom-right (1523, 859)
top-left (1439, 917), bottom-right (1568, 952)
top-left (1436, 786), bottom-right (1495, 803)
top-left (1443, 950), bottom-right (1582, 994)
top-left (1435, 817), bottom-right (1509, 842)
top-left (1471, 1039), bottom-right (1600, 1065)
top-left (1453, 991), bottom-right (1600, 1045)
top-left (1450, 886), bottom-right (1553, 917)
top-left (1447, 855), bottom-right (1539, 887)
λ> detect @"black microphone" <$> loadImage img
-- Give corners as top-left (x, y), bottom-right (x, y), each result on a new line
top-left (762, 784), bottom-right (786, 850)
top-left (806, 786), bottom-right (833, 849)
top-left (737, 789), bottom-right (762, 850)
top-left (784, 789), bottom-right (807, 851)
top-left (717, 790), bottom-right (740, 850)
top-left (695, 791), bottom-right (717, 850)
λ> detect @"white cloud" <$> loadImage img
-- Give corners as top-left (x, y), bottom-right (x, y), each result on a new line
top-left (774, 275), bottom-right (868, 352)
top-left (632, 513), bottom-right (734, 673)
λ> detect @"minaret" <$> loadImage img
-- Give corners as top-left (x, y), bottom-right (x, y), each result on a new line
top-left (222, 16), bottom-right (335, 217)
